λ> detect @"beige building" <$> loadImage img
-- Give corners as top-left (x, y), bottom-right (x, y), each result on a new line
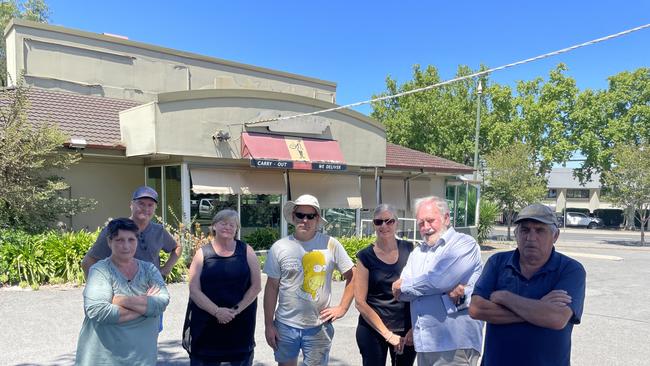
top-left (543, 168), bottom-right (614, 213)
top-left (3, 19), bottom-right (477, 238)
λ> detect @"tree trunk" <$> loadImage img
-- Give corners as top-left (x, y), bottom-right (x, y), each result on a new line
top-left (640, 211), bottom-right (648, 246)
top-left (506, 209), bottom-right (513, 241)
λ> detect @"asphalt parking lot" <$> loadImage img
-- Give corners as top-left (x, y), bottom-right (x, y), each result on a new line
top-left (1, 228), bottom-right (649, 365)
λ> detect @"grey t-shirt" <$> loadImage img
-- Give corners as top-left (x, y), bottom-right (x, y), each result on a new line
top-left (263, 232), bottom-right (354, 328)
top-left (87, 222), bottom-right (177, 269)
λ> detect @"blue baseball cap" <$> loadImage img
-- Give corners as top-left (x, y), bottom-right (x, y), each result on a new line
top-left (132, 186), bottom-right (158, 203)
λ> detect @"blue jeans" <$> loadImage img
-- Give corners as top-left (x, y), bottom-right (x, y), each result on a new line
top-left (274, 320), bottom-right (334, 366)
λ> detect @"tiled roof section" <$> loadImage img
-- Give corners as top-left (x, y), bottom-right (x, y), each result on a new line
top-left (386, 143), bottom-right (474, 173)
top-left (0, 87), bottom-right (141, 148)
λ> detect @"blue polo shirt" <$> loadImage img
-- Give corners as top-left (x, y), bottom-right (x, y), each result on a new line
top-left (473, 248), bottom-right (586, 366)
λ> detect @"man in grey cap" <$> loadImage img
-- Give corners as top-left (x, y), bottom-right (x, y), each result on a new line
top-left (263, 194), bottom-right (355, 366)
top-left (81, 186), bottom-right (182, 278)
top-left (469, 203), bottom-right (586, 366)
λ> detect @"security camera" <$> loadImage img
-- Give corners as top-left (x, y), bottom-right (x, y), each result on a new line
top-left (213, 130), bottom-right (231, 142)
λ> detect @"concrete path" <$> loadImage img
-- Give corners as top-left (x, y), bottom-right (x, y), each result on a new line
top-left (2, 241), bottom-right (650, 365)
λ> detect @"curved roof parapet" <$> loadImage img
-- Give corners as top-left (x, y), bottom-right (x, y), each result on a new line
top-left (155, 88), bottom-right (384, 131)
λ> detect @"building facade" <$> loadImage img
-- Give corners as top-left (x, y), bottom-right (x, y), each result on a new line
top-left (3, 19), bottom-right (478, 239)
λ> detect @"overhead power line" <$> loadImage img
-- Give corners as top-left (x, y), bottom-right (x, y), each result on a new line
top-left (246, 23), bottom-right (650, 126)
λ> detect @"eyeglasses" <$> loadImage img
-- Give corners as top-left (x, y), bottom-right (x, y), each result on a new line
top-left (294, 212), bottom-right (318, 220)
top-left (373, 218), bottom-right (396, 226)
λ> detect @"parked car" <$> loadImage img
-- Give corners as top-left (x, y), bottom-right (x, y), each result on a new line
top-left (557, 212), bottom-right (603, 229)
top-left (190, 198), bottom-right (215, 219)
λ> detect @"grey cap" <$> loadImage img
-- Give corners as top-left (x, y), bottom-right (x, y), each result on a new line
top-left (132, 186), bottom-right (158, 203)
top-left (514, 203), bottom-right (558, 226)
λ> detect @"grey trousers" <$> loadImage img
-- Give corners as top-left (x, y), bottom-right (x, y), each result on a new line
top-left (416, 349), bottom-right (480, 366)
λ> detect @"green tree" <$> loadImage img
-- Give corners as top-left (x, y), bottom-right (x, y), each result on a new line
top-left (482, 142), bottom-right (547, 240)
top-left (0, 79), bottom-right (95, 232)
top-left (371, 63), bottom-right (578, 174)
top-left (572, 68), bottom-right (650, 182)
top-left (602, 143), bottom-right (650, 245)
top-left (0, 0), bottom-right (50, 86)
top-left (509, 64), bottom-right (577, 175)
top-left (371, 64), bottom-right (489, 166)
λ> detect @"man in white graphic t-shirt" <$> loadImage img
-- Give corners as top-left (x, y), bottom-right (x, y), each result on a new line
top-left (263, 194), bottom-right (355, 366)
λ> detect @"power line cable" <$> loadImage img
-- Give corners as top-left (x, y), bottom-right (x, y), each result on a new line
top-left (246, 23), bottom-right (650, 126)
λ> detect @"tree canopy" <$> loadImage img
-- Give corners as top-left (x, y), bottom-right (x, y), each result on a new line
top-left (371, 63), bottom-right (579, 175)
top-left (482, 142), bottom-right (547, 240)
top-left (372, 63), bottom-right (649, 173)
top-left (603, 143), bottom-right (650, 245)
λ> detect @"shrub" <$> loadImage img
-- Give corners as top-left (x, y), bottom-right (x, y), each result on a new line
top-left (0, 227), bottom-right (187, 286)
top-left (0, 228), bottom-right (97, 286)
top-left (337, 236), bottom-right (376, 263)
top-left (160, 251), bottom-right (188, 283)
top-left (478, 200), bottom-right (500, 244)
top-left (244, 227), bottom-right (280, 251)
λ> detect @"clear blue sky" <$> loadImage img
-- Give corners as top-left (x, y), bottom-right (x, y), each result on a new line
top-left (47, 1), bottom-right (649, 115)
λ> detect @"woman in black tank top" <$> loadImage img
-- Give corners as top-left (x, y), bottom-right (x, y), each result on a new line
top-left (182, 209), bottom-right (262, 366)
top-left (354, 204), bottom-right (416, 366)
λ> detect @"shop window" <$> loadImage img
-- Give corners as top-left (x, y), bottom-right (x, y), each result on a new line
top-left (189, 192), bottom-right (281, 243)
top-left (566, 189), bottom-right (589, 199)
top-left (146, 165), bottom-right (181, 223)
top-left (240, 194), bottom-right (281, 240)
top-left (146, 167), bottom-right (163, 219)
top-left (547, 189), bottom-right (558, 199)
top-left (322, 208), bottom-right (357, 237)
top-left (445, 181), bottom-right (478, 227)
top-left (165, 166), bottom-right (182, 224)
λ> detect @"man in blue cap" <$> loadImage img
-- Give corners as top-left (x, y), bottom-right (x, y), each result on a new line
top-left (469, 203), bottom-right (586, 366)
top-left (81, 186), bottom-right (182, 278)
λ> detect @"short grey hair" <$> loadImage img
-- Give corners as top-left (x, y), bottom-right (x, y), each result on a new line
top-left (373, 203), bottom-right (398, 220)
top-left (210, 209), bottom-right (241, 236)
top-left (414, 196), bottom-right (450, 218)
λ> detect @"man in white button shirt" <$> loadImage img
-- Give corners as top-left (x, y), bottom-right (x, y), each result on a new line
top-left (392, 196), bottom-right (483, 366)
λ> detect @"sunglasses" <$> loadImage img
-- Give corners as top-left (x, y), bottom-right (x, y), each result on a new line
top-left (373, 218), bottom-right (396, 226)
top-left (294, 212), bottom-right (318, 220)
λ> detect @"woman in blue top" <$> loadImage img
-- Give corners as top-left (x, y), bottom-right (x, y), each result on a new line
top-left (75, 217), bottom-right (170, 366)
top-left (182, 209), bottom-right (262, 366)
top-left (354, 204), bottom-right (416, 366)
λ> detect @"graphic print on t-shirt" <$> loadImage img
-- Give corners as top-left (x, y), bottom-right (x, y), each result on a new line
top-left (301, 250), bottom-right (326, 300)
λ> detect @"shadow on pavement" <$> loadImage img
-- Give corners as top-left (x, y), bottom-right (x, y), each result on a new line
top-left (156, 340), bottom-right (353, 366)
top-left (480, 244), bottom-right (498, 251)
top-left (602, 239), bottom-right (647, 247)
top-left (15, 352), bottom-right (76, 366)
top-left (157, 339), bottom-right (188, 365)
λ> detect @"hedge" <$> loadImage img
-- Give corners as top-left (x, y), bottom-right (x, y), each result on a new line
top-left (0, 228), bottom-right (186, 287)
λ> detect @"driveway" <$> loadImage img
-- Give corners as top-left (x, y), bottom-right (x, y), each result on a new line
top-left (1, 237), bottom-right (649, 365)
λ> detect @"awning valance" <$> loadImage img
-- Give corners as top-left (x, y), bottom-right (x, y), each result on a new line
top-left (241, 132), bottom-right (346, 171)
top-left (289, 172), bottom-right (362, 209)
top-left (190, 168), bottom-right (285, 195)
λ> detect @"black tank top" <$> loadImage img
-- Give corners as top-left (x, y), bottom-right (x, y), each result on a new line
top-left (356, 239), bottom-right (413, 332)
top-left (182, 240), bottom-right (257, 361)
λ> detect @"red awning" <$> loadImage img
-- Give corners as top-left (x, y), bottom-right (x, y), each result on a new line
top-left (241, 132), bottom-right (346, 171)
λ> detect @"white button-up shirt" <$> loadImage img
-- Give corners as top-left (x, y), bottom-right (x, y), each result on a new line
top-left (399, 227), bottom-right (484, 353)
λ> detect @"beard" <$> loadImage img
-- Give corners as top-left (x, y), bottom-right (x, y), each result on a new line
top-left (423, 227), bottom-right (448, 246)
